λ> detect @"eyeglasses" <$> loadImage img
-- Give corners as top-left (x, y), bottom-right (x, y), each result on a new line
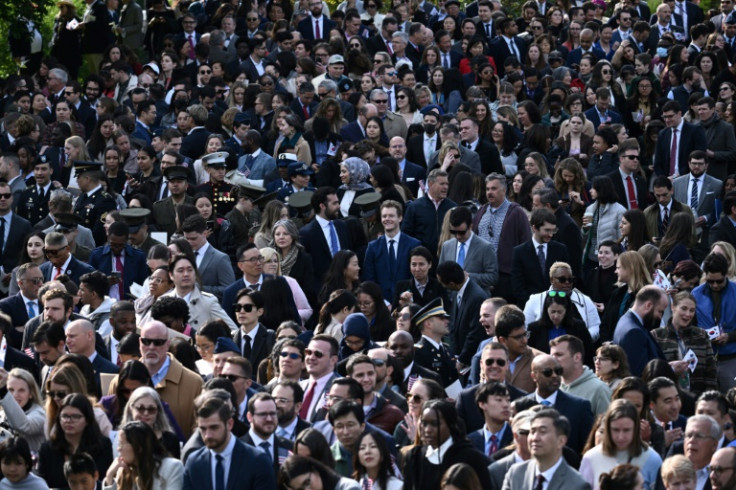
top-left (0, 193), bottom-right (12, 199)
top-left (373, 99), bottom-right (388, 104)
top-left (133, 405), bottom-right (158, 414)
top-left (449, 228), bottom-right (468, 236)
top-left (601, 69), bottom-right (611, 74)
top-left (484, 358), bottom-right (507, 367)
top-left (553, 276), bottom-right (573, 284)
top-left (396, 95), bottom-right (407, 100)
top-left (305, 349), bottom-right (326, 358)
top-left (247, 17), bottom-right (259, 21)
top-left (506, 331), bottom-right (530, 341)
top-left (280, 351), bottom-right (303, 359)
top-left (240, 256), bottom-right (265, 263)
top-left (253, 411), bottom-right (277, 418)
top-left (538, 366), bottom-right (564, 377)
top-left (547, 290), bottom-right (567, 298)
top-left (23, 277), bottom-right (44, 285)
top-left (345, 338), bottom-right (365, 348)
top-left (707, 277), bottom-right (727, 285)
top-left (43, 247), bottom-right (67, 256)
top-left (721, 87), bottom-right (731, 91)
top-left (46, 391), bottom-right (68, 399)
top-left (622, 154), bottom-right (640, 160)
top-left (711, 466), bottom-right (734, 476)
top-left (220, 374), bottom-right (246, 382)
top-left (593, 356), bottom-right (610, 363)
top-left (394, 312), bottom-right (411, 321)
top-left (140, 337), bottom-right (167, 346)
top-left (531, 25), bottom-right (544, 30)
top-left (233, 303), bottom-right (256, 312)
top-left (408, 393), bottom-right (425, 403)
top-left (325, 394), bottom-right (345, 402)
top-left (60, 413), bottom-right (84, 422)
top-left (261, 81), bottom-right (274, 86)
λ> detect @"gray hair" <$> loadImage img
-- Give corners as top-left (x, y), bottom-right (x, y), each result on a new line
top-left (687, 414), bottom-right (723, 441)
top-left (49, 68), bottom-right (68, 85)
top-left (271, 219), bottom-right (301, 249)
top-left (392, 31), bottom-right (409, 43)
top-left (209, 29), bottom-right (225, 47)
top-left (427, 169), bottom-right (448, 185)
top-left (121, 386), bottom-right (173, 435)
top-left (485, 172), bottom-right (507, 188)
top-left (45, 231), bottom-right (68, 248)
top-left (369, 88), bottom-right (387, 101)
top-left (318, 79), bottom-right (338, 94)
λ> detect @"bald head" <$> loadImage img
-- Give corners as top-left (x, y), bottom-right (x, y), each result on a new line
top-left (65, 319), bottom-right (96, 357)
top-left (388, 330), bottom-right (415, 367)
top-left (531, 354), bottom-right (563, 398)
top-left (389, 136), bottom-right (407, 160)
top-left (139, 320), bottom-right (171, 373)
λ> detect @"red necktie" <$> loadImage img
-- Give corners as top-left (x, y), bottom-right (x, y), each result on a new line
top-left (626, 176), bottom-right (638, 209)
top-left (488, 434), bottom-right (498, 456)
top-left (315, 19), bottom-right (320, 39)
top-left (670, 128), bottom-right (678, 176)
top-left (386, 40), bottom-right (393, 55)
top-left (53, 267), bottom-right (62, 280)
top-left (303, 103), bottom-right (310, 120)
top-left (115, 254), bottom-right (124, 299)
top-left (187, 35), bottom-right (196, 60)
top-left (299, 381), bottom-right (317, 420)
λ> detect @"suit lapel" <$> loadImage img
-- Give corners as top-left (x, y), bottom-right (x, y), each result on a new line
top-left (547, 461), bottom-right (569, 490)
top-left (250, 327), bottom-right (266, 364)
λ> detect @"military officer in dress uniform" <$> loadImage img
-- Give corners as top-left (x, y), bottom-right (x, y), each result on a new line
top-left (225, 183), bottom-right (266, 246)
top-left (72, 161), bottom-right (118, 246)
top-left (152, 166), bottom-right (194, 237)
top-left (354, 192), bottom-right (383, 240)
top-left (195, 151), bottom-right (236, 217)
top-left (16, 154), bottom-right (56, 226)
top-left (288, 190), bottom-right (314, 229)
top-left (276, 162), bottom-right (315, 203)
top-left (54, 213), bottom-right (92, 263)
top-left (120, 208), bottom-right (159, 255)
top-left (412, 297), bottom-right (459, 388)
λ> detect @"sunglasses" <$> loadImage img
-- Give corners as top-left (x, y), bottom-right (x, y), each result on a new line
top-left (133, 405), bottom-right (158, 414)
top-left (43, 247), bottom-right (66, 256)
top-left (553, 276), bottom-right (573, 284)
top-left (46, 391), bottom-right (68, 399)
top-left (140, 338), bottom-right (167, 346)
top-left (199, 70), bottom-right (212, 75)
top-left (449, 228), bottom-right (468, 236)
top-left (219, 374), bottom-right (246, 382)
top-left (305, 349), bottom-right (326, 358)
top-left (408, 394), bottom-right (425, 403)
top-left (280, 351), bottom-right (302, 360)
top-left (707, 277), bottom-right (726, 285)
top-left (601, 69), bottom-right (611, 74)
top-left (396, 95), bottom-right (407, 100)
top-left (372, 359), bottom-right (386, 367)
top-left (539, 366), bottom-right (564, 377)
top-left (484, 358), bottom-right (507, 367)
top-left (547, 290), bottom-right (567, 298)
top-left (0, 193), bottom-right (12, 199)
top-left (623, 155), bottom-right (639, 160)
top-left (233, 303), bottom-right (256, 312)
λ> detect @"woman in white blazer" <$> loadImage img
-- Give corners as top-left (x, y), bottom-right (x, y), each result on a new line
top-left (103, 421), bottom-right (183, 490)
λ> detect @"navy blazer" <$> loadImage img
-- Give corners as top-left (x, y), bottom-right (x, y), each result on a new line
top-left (488, 36), bottom-right (527, 68)
top-left (520, 390), bottom-right (594, 455)
top-left (296, 15), bottom-right (335, 40)
top-left (88, 244), bottom-right (148, 299)
top-left (566, 46), bottom-right (607, 68)
top-left (240, 433), bottom-right (291, 477)
top-left (180, 127), bottom-right (212, 160)
top-left (468, 423), bottom-right (514, 455)
top-left (221, 274), bottom-right (274, 322)
top-left (131, 120), bottom-right (152, 145)
top-left (456, 383), bottom-right (526, 434)
top-left (1, 214), bottom-right (32, 273)
top-left (339, 120), bottom-right (365, 143)
top-left (362, 233), bottom-right (422, 303)
top-left (299, 219), bottom-right (351, 292)
top-left (233, 324), bottom-right (276, 379)
top-left (91, 354), bottom-right (119, 394)
top-left (613, 309), bottom-right (667, 376)
top-left (654, 122), bottom-right (708, 177)
top-left (400, 159), bottom-right (426, 197)
top-left (449, 279), bottom-right (489, 365)
top-left (182, 437), bottom-right (276, 490)
top-left (511, 240), bottom-right (569, 306)
top-left (4, 345), bottom-right (37, 379)
top-left (0, 293), bottom-right (34, 331)
top-left (39, 256), bottom-right (95, 286)
top-left (584, 106), bottom-right (623, 130)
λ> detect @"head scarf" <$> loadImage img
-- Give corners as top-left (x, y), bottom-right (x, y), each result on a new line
top-left (339, 157), bottom-right (373, 191)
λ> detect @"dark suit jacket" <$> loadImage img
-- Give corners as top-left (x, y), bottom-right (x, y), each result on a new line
top-left (296, 15), bottom-right (336, 40)
top-left (406, 133), bottom-right (441, 168)
top-left (221, 274), bottom-right (275, 322)
top-left (607, 169), bottom-right (650, 210)
top-left (363, 233), bottom-right (422, 303)
top-left (457, 382), bottom-right (527, 434)
top-left (613, 309), bottom-right (667, 376)
top-left (233, 324), bottom-right (276, 380)
top-left (709, 215), bottom-right (736, 247)
top-left (240, 433), bottom-right (291, 476)
top-left (520, 390), bottom-right (594, 455)
top-left (654, 122), bottom-right (708, 176)
top-left (566, 46), bottom-right (607, 67)
top-left (468, 423), bottom-right (513, 455)
top-left (584, 106), bottom-right (623, 130)
top-left (88, 244), bottom-right (148, 299)
top-left (39, 256), bottom-right (95, 286)
top-left (469, 139), bottom-right (503, 175)
top-left (289, 98), bottom-right (319, 124)
top-left (4, 345), bottom-right (37, 378)
top-left (511, 240), bottom-right (569, 306)
top-left (299, 219), bottom-right (350, 292)
top-left (1, 214), bottom-right (32, 273)
top-left (91, 353), bottom-right (119, 394)
top-left (393, 277), bottom-right (450, 309)
top-left (339, 120), bottom-right (365, 143)
top-left (449, 279), bottom-right (490, 365)
top-left (180, 127), bottom-right (212, 160)
top-left (182, 437), bottom-right (276, 490)
top-left (400, 361), bottom-right (441, 395)
top-left (400, 159), bottom-right (426, 197)
top-left (238, 57), bottom-right (262, 84)
top-left (553, 207), bottom-right (584, 284)
top-left (488, 36), bottom-right (527, 69)
top-left (0, 293), bottom-right (34, 333)
top-left (366, 33), bottom-right (395, 56)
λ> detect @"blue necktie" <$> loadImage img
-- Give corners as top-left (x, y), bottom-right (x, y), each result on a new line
top-left (537, 244), bottom-right (545, 274)
top-left (691, 178), bottom-right (699, 210)
top-left (541, 400), bottom-right (552, 406)
top-left (244, 154), bottom-right (254, 170)
top-left (388, 239), bottom-right (397, 271)
top-left (215, 454), bottom-right (225, 490)
top-left (259, 441), bottom-right (272, 461)
top-left (458, 242), bottom-right (466, 268)
top-left (329, 221), bottom-right (339, 257)
top-left (27, 301), bottom-right (36, 319)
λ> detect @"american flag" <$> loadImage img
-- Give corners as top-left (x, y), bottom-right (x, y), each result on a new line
top-left (407, 375), bottom-right (419, 392)
top-left (23, 348), bottom-right (34, 359)
top-left (361, 477), bottom-right (373, 490)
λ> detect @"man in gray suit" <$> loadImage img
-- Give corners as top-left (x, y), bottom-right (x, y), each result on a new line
top-left (673, 150), bottom-right (723, 258)
top-left (489, 410), bottom-right (533, 490)
top-left (502, 408), bottom-right (591, 490)
top-left (181, 214), bottom-right (235, 300)
top-left (439, 206), bottom-right (498, 291)
top-left (117, 0), bottom-right (143, 51)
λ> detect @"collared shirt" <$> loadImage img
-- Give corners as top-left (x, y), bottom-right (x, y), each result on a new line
top-left (19, 293), bottom-right (37, 318)
top-left (86, 185), bottom-right (102, 198)
top-left (110, 335), bottom-right (120, 366)
top-left (250, 55), bottom-right (265, 76)
top-left (688, 173), bottom-right (704, 216)
top-left (414, 279), bottom-right (428, 297)
top-left (385, 231), bottom-right (401, 255)
top-left (532, 237), bottom-right (547, 260)
top-left (484, 422), bottom-right (508, 455)
top-left (245, 274), bottom-right (264, 290)
top-left (240, 323), bottom-right (261, 353)
top-left (660, 201), bottom-right (673, 223)
top-left (456, 277), bottom-right (470, 307)
top-left (695, 465), bottom-right (709, 490)
top-left (304, 371), bottom-right (334, 419)
top-left (209, 433), bottom-right (236, 490)
top-left (456, 233), bottom-right (474, 263)
top-left (195, 241), bottom-right (210, 268)
top-left (421, 335), bottom-right (442, 351)
top-left (670, 119), bottom-right (685, 176)
top-left (479, 199), bottom-right (510, 251)
top-left (535, 456), bottom-right (565, 490)
top-left (423, 133), bottom-right (437, 166)
top-left (535, 390), bottom-right (559, 406)
top-left (248, 429), bottom-right (275, 456)
top-left (316, 215), bottom-right (340, 251)
top-left (426, 436), bottom-right (453, 464)
top-left (52, 254), bottom-right (73, 277)
top-left (403, 361), bottom-right (415, 381)
top-left (619, 167), bottom-right (638, 204)
top-left (278, 416), bottom-right (300, 440)
top-left (151, 355), bottom-right (171, 386)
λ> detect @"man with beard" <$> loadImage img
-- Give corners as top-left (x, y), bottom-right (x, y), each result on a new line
top-left (104, 301), bottom-right (136, 366)
top-left (183, 395), bottom-right (275, 490)
top-left (613, 285), bottom-right (668, 376)
top-left (243, 393), bottom-right (291, 477)
top-left (710, 447), bottom-right (736, 490)
top-left (368, 348), bottom-right (408, 412)
top-left (236, 130), bottom-right (276, 183)
top-left (272, 380), bottom-right (311, 441)
top-left (696, 96), bottom-right (736, 182)
top-left (31, 321), bottom-right (66, 387)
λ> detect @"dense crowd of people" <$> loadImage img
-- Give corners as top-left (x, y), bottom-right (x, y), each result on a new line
top-left (5, 0), bottom-right (736, 488)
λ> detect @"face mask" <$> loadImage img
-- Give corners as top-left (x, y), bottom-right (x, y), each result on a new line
top-left (657, 47), bottom-right (669, 58)
top-left (424, 123), bottom-right (436, 134)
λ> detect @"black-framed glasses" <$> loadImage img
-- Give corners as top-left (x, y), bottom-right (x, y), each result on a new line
top-left (622, 154), bottom-right (640, 160)
top-left (396, 95), bottom-right (407, 99)
top-left (0, 193), bottom-right (12, 199)
top-left (449, 228), bottom-right (468, 236)
top-left (305, 349), bottom-right (326, 359)
top-left (140, 337), bottom-right (167, 346)
top-left (220, 374), bottom-right (246, 382)
top-left (240, 256), bottom-right (265, 263)
top-left (711, 466), bottom-right (734, 476)
top-left (593, 356), bottom-right (610, 363)
top-left (279, 351), bottom-right (302, 360)
top-left (484, 358), bottom-right (507, 367)
top-left (43, 247), bottom-right (67, 256)
top-left (506, 331), bottom-right (530, 341)
top-left (539, 366), bottom-right (564, 377)
top-left (553, 276), bottom-right (573, 284)
top-left (199, 70), bottom-right (212, 75)
top-left (233, 303), bottom-right (256, 313)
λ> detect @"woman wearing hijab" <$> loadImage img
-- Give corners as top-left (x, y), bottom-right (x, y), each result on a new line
top-left (337, 157), bottom-right (375, 218)
top-left (338, 313), bottom-right (378, 362)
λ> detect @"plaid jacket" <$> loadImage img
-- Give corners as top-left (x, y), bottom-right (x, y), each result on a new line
top-left (652, 323), bottom-right (718, 396)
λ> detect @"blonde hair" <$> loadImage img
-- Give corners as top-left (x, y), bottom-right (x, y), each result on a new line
top-left (64, 136), bottom-right (91, 164)
top-left (661, 454), bottom-right (696, 486)
top-left (438, 141), bottom-right (460, 167)
top-left (260, 247), bottom-right (282, 275)
top-left (617, 251), bottom-right (652, 291)
top-left (45, 364), bottom-right (90, 434)
top-left (711, 241), bottom-right (736, 278)
top-left (8, 368), bottom-right (43, 407)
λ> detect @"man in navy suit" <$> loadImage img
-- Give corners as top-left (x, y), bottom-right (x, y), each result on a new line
top-left (0, 263), bottom-right (43, 347)
top-left (366, 16), bottom-right (399, 57)
top-left (66, 319), bottom-right (119, 394)
top-left (179, 105), bottom-right (211, 161)
top-left (39, 232), bottom-right (95, 286)
top-left (566, 28), bottom-right (606, 67)
top-left (0, 181), bottom-right (33, 274)
top-left (299, 187), bottom-right (351, 292)
top-left (654, 100), bottom-right (708, 177)
top-left (222, 244), bottom-right (274, 322)
top-left (436, 30), bottom-right (463, 69)
top-left (231, 289), bottom-right (276, 378)
top-left (468, 382), bottom-right (514, 457)
top-left (183, 395), bottom-right (276, 490)
top-left (607, 140), bottom-right (650, 210)
top-left (363, 200), bottom-right (422, 304)
top-left (489, 17), bottom-right (527, 70)
top-left (289, 82), bottom-right (318, 124)
top-left (613, 285), bottom-right (668, 376)
top-left (521, 354), bottom-right (594, 455)
top-left (0, 312), bottom-right (37, 377)
top-left (340, 104), bottom-right (378, 143)
top-left (297, 0), bottom-right (336, 40)
top-left (88, 221), bottom-right (148, 300)
top-left (388, 137), bottom-right (425, 197)
top-left (584, 87), bottom-right (623, 130)
top-left (130, 99), bottom-right (157, 145)
top-left (243, 393), bottom-right (292, 477)
top-left (511, 209), bottom-right (569, 307)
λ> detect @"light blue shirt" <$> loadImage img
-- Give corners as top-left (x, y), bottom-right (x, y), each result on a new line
top-left (209, 432), bottom-right (236, 489)
top-left (151, 355), bottom-right (171, 386)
